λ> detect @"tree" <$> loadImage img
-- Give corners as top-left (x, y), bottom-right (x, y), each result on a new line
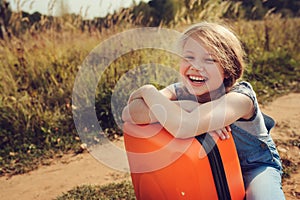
top-left (148, 0), bottom-right (178, 26)
top-left (133, 0), bottom-right (180, 26)
top-left (263, 0), bottom-right (300, 17)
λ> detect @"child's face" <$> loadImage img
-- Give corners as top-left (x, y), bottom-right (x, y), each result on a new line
top-left (180, 37), bottom-right (225, 96)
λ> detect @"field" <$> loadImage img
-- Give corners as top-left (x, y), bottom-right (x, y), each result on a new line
top-left (0, 93), bottom-right (299, 199)
top-left (0, 3), bottom-right (299, 199)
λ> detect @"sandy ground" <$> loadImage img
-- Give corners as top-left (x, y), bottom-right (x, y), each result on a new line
top-left (262, 93), bottom-right (300, 199)
top-left (0, 93), bottom-right (299, 200)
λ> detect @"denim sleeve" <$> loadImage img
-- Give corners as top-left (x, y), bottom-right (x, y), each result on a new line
top-left (230, 81), bottom-right (258, 121)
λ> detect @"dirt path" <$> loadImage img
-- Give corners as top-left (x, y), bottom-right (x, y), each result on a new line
top-left (262, 93), bottom-right (300, 199)
top-left (0, 93), bottom-right (299, 200)
top-left (0, 152), bottom-right (130, 200)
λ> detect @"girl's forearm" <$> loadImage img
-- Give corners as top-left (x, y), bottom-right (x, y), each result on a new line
top-left (122, 97), bottom-right (200, 125)
top-left (124, 85), bottom-right (217, 138)
top-left (142, 86), bottom-right (201, 138)
top-left (142, 86), bottom-right (253, 139)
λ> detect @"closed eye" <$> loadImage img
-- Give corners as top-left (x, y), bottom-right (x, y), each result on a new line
top-left (184, 56), bottom-right (194, 61)
top-left (204, 58), bottom-right (218, 63)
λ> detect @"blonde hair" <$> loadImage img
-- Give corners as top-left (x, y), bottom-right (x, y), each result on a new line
top-left (180, 22), bottom-right (245, 89)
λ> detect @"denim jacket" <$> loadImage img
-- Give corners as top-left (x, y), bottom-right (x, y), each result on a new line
top-left (229, 82), bottom-right (282, 173)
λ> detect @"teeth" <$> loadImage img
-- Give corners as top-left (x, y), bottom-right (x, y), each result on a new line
top-left (189, 75), bottom-right (206, 81)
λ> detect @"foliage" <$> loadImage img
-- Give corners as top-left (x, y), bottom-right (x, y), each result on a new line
top-left (234, 17), bottom-right (300, 103)
top-left (56, 181), bottom-right (136, 200)
top-left (245, 49), bottom-right (299, 103)
top-left (132, 0), bottom-right (183, 26)
top-left (241, 0), bottom-right (300, 19)
top-left (0, 32), bottom-right (98, 175)
top-left (1, 0), bottom-right (300, 38)
top-left (0, 0), bottom-right (299, 178)
top-left (94, 49), bottom-right (179, 138)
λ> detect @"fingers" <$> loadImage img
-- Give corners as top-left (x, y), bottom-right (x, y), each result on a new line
top-left (216, 129), bottom-right (228, 140)
top-left (209, 126), bottom-right (231, 140)
top-left (127, 89), bottom-right (143, 104)
top-left (225, 126), bottom-right (231, 133)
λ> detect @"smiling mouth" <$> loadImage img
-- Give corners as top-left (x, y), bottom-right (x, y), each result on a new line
top-left (188, 75), bottom-right (207, 83)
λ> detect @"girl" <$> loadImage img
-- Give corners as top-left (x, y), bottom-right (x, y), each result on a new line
top-left (122, 22), bottom-right (285, 200)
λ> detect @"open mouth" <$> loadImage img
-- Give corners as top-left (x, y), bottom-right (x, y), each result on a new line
top-left (188, 75), bottom-right (207, 83)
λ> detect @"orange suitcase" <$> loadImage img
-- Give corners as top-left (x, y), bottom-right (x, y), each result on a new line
top-left (123, 122), bottom-right (245, 200)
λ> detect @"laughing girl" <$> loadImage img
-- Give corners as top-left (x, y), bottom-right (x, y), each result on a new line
top-left (122, 22), bottom-right (285, 200)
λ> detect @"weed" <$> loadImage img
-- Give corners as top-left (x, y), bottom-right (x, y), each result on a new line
top-left (56, 181), bottom-right (136, 200)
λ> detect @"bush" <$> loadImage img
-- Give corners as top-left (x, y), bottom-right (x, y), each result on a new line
top-left (0, 33), bottom-right (92, 175)
top-left (245, 49), bottom-right (299, 103)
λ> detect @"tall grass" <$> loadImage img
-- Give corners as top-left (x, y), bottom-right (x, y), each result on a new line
top-left (0, 31), bottom-right (100, 175)
top-left (234, 16), bottom-right (300, 102)
top-left (0, 10), bottom-right (299, 177)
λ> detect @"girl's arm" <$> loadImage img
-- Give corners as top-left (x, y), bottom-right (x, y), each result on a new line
top-left (122, 98), bottom-right (157, 124)
top-left (122, 86), bottom-right (200, 124)
top-left (122, 86), bottom-right (176, 124)
top-left (128, 84), bottom-right (253, 139)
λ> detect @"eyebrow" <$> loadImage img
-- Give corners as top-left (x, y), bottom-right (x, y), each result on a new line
top-left (183, 50), bottom-right (194, 54)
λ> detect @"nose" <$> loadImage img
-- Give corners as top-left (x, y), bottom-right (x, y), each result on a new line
top-left (189, 64), bottom-right (205, 72)
top-left (186, 57), bottom-right (206, 71)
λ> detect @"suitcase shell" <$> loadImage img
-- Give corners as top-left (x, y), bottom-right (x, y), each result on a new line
top-left (123, 122), bottom-right (245, 200)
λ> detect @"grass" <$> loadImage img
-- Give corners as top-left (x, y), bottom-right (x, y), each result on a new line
top-left (0, 12), bottom-right (299, 199)
top-left (55, 181), bottom-right (136, 200)
top-left (1, 1), bottom-right (299, 199)
top-left (1, 17), bottom-right (299, 177)
top-left (55, 137), bottom-right (300, 200)
top-left (0, 31), bottom-right (100, 175)
top-left (233, 17), bottom-right (300, 103)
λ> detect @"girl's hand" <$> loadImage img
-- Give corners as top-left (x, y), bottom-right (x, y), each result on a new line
top-left (127, 84), bottom-right (156, 104)
top-left (208, 126), bottom-right (231, 140)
